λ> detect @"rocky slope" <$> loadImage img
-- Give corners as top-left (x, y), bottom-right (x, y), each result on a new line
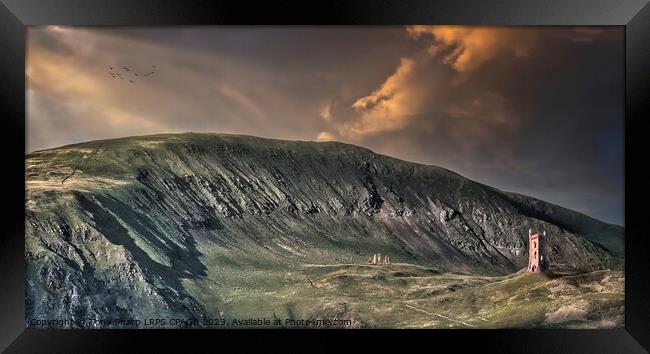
top-left (25, 133), bottom-right (623, 327)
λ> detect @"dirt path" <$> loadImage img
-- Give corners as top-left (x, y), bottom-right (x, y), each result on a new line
top-left (404, 303), bottom-right (476, 327)
top-left (301, 263), bottom-right (361, 268)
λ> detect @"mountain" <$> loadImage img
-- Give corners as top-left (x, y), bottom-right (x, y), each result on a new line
top-left (25, 133), bottom-right (624, 327)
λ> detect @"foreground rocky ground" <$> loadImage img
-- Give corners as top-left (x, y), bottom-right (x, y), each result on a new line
top-left (25, 133), bottom-right (624, 328)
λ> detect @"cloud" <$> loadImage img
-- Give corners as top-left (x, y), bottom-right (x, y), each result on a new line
top-left (25, 26), bottom-right (624, 224)
top-left (217, 84), bottom-right (264, 118)
top-left (314, 58), bottom-right (428, 140)
top-left (319, 101), bottom-right (334, 122)
top-left (407, 25), bottom-right (532, 72)
top-left (27, 89), bottom-right (168, 152)
top-left (311, 26), bottom-right (623, 225)
top-left (27, 26), bottom-right (352, 151)
top-left (318, 27), bottom-right (524, 147)
top-left (315, 131), bottom-right (336, 141)
top-left (568, 27), bottom-right (617, 43)
top-left (351, 58), bottom-right (414, 111)
top-left (335, 58), bottom-right (425, 138)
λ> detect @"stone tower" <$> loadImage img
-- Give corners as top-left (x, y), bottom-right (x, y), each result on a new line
top-left (527, 229), bottom-right (546, 272)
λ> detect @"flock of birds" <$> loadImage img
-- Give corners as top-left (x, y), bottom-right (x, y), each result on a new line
top-left (108, 65), bottom-right (157, 83)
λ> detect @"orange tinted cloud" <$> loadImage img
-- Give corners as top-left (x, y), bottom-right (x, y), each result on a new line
top-left (27, 46), bottom-right (103, 99)
top-left (329, 58), bottom-right (423, 138)
top-left (27, 26), bottom-right (623, 224)
top-left (407, 25), bottom-right (531, 72)
top-left (318, 27), bottom-right (523, 159)
top-left (351, 58), bottom-right (414, 111)
top-left (315, 131), bottom-right (335, 141)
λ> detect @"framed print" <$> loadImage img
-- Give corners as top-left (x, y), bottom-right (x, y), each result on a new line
top-left (1, 0), bottom-right (649, 352)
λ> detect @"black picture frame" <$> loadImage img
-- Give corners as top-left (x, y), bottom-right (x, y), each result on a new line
top-left (1, 1), bottom-right (648, 352)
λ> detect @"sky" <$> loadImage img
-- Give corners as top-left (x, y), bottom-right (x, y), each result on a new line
top-left (26, 26), bottom-right (624, 225)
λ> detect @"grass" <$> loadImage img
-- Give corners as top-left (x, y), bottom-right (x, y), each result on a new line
top-left (182, 256), bottom-right (624, 328)
top-left (25, 133), bottom-right (625, 328)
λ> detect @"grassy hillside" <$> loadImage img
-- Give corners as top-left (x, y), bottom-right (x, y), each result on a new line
top-left (184, 260), bottom-right (623, 329)
top-left (25, 133), bottom-right (624, 328)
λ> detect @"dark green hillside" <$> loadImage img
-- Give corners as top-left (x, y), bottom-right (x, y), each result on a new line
top-left (25, 133), bottom-right (623, 327)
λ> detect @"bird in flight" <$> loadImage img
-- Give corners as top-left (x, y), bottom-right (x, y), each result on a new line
top-left (107, 65), bottom-right (158, 83)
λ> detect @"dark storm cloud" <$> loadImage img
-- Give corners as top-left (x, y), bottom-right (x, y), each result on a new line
top-left (318, 26), bottom-right (623, 225)
top-left (26, 26), bottom-right (624, 225)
